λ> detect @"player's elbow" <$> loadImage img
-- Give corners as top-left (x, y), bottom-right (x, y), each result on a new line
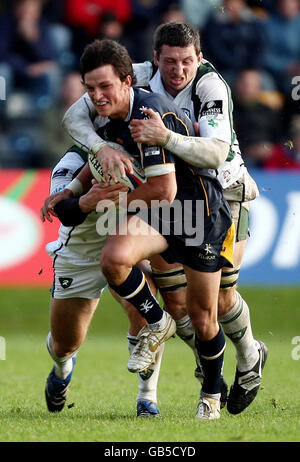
top-left (210, 139), bottom-right (230, 168)
top-left (158, 185), bottom-right (177, 203)
top-left (61, 107), bottom-right (72, 132)
top-left (149, 175), bottom-right (177, 203)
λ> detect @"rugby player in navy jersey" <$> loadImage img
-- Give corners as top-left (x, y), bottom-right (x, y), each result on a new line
top-left (73, 38), bottom-right (235, 419)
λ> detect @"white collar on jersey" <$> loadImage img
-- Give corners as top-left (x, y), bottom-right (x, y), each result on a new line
top-left (125, 87), bottom-right (135, 122)
top-left (149, 68), bottom-right (194, 102)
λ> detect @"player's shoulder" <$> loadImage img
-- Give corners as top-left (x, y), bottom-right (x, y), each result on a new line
top-left (52, 147), bottom-right (87, 177)
top-left (133, 88), bottom-right (191, 122)
top-left (133, 87), bottom-right (167, 109)
top-left (196, 60), bottom-right (229, 91)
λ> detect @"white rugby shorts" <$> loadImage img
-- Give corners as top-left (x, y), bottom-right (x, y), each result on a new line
top-left (48, 245), bottom-right (107, 300)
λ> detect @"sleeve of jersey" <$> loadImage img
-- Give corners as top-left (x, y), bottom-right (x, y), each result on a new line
top-left (141, 144), bottom-right (176, 178)
top-left (50, 152), bottom-right (88, 226)
top-left (141, 108), bottom-right (181, 178)
top-left (196, 74), bottom-right (232, 145)
top-left (50, 151), bottom-right (84, 195)
top-left (62, 93), bottom-right (104, 154)
top-left (133, 61), bottom-right (153, 87)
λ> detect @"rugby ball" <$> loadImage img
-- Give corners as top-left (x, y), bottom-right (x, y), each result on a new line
top-left (88, 141), bottom-right (146, 191)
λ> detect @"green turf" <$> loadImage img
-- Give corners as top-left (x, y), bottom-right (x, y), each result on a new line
top-left (0, 286), bottom-right (299, 442)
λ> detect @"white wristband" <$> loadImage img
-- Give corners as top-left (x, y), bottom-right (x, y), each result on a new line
top-left (66, 178), bottom-right (83, 196)
top-left (91, 141), bottom-right (107, 155)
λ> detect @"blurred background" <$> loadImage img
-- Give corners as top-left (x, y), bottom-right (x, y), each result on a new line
top-left (0, 0), bottom-right (299, 286)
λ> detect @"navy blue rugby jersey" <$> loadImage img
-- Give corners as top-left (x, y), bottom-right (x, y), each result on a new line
top-left (95, 88), bottom-right (217, 192)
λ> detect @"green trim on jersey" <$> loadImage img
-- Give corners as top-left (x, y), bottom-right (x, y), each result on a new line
top-left (192, 61), bottom-right (236, 162)
top-left (149, 60), bottom-right (237, 162)
top-left (65, 145), bottom-right (89, 163)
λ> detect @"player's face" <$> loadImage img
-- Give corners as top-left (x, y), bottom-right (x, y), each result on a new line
top-left (84, 65), bottom-right (131, 119)
top-left (154, 44), bottom-right (202, 97)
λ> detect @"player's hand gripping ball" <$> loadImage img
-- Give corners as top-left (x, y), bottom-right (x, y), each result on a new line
top-left (88, 141), bottom-right (146, 191)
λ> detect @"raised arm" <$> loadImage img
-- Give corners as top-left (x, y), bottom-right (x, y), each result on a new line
top-left (62, 92), bottom-right (100, 153)
top-left (130, 108), bottom-right (229, 169)
top-left (62, 92), bottom-right (134, 181)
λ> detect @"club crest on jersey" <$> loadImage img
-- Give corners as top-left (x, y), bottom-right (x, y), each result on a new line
top-left (59, 277), bottom-right (73, 289)
top-left (201, 100), bottom-right (223, 117)
top-left (139, 106), bottom-right (150, 119)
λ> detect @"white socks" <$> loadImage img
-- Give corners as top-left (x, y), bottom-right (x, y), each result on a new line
top-left (175, 314), bottom-right (200, 366)
top-left (218, 292), bottom-right (259, 372)
top-left (46, 333), bottom-right (77, 380)
top-left (127, 333), bottom-right (164, 403)
top-left (148, 310), bottom-right (169, 331)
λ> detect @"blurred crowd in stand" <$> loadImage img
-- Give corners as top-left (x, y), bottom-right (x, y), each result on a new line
top-left (0, 0), bottom-right (299, 170)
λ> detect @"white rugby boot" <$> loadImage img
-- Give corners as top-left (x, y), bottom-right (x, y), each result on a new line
top-left (195, 396), bottom-right (221, 420)
top-left (128, 312), bottom-right (176, 373)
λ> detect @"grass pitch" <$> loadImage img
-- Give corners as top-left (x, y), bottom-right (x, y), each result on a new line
top-left (0, 286), bottom-right (299, 443)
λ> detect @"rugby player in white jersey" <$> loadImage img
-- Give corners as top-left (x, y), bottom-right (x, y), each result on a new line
top-left (55, 23), bottom-right (267, 416)
top-left (42, 146), bottom-right (165, 418)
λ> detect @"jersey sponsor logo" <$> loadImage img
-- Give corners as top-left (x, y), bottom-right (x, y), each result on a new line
top-left (52, 168), bottom-right (69, 178)
top-left (59, 277), bottom-right (73, 289)
top-left (144, 146), bottom-right (160, 157)
top-left (201, 100), bottom-right (223, 117)
top-left (52, 185), bottom-right (67, 194)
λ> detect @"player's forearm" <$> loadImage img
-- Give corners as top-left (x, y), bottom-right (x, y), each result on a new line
top-left (54, 198), bottom-right (88, 226)
top-left (124, 174), bottom-right (177, 208)
top-left (163, 131), bottom-right (230, 169)
top-left (62, 93), bottom-right (106, 154)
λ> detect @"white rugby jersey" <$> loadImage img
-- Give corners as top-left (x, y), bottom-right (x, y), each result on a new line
top-left (62, 59), bottom-right (246, 189)
top-left (46, 149), bottom-right (107, 262)
top-left (134, 59), bottom-right (245, 188)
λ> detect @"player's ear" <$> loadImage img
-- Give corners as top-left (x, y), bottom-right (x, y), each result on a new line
top-left (124, 75), bottom-right (132, 87)
top-left (153, 52), bottom-right (159, 67)
top-left (197, 52), bottom-right (203, 66)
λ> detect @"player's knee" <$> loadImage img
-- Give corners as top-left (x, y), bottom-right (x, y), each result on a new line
top-left (101, 245), bottom-right (131, 277)
top-left (188, 309), bottom-right (216, 340)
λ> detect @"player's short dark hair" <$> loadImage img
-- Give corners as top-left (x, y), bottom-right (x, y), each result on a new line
top-left (80, 39), bottom-right (137, 85)
top-left (153, 22), bottom-right (201, 57)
